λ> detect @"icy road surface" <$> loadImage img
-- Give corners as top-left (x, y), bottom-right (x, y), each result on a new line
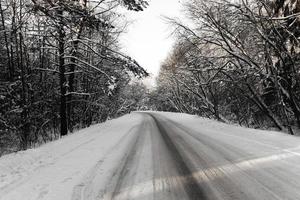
top-left (1, 112), bottom-right (300, 200)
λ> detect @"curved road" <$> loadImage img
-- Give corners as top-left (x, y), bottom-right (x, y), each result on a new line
top-left (96, 113), bottom-right (300, 200)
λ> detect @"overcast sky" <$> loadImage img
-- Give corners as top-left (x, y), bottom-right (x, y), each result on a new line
top-left (119, 0), bottom-right (184, 86)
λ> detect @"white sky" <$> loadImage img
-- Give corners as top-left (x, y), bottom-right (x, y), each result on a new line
top-left (119, 0), bottom-right (184, 86)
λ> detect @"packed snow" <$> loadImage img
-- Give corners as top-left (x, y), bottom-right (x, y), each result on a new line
top-left (1, 112), bottom-right (300, 200)
top-left (0, 113), bottom-right (143, 200)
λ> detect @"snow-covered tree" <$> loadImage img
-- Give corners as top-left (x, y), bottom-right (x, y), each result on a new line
top-left (155, 0), bottom-right (300, 133)
top-left (0, 0), bottom-right (148, 153)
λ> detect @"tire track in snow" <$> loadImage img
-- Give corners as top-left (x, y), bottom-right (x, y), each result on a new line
top-left (150, 114), bottom-right (300, 200)
top-left (71, 125), bottom-right (140, 200)
top-left (148, 114), bottom-right (208, 200)
top-left (110, 120), bottom-right (148, 199)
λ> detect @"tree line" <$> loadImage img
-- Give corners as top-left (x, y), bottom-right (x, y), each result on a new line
top-left (0, 0), bottom-right (149, 155)
top-left (154, 0), bottom-right (300, 134)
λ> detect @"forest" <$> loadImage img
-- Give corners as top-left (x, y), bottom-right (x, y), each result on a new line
top-left (1, 0), bottom-right (300, 155)
top-left (0, 0), bottom-right (149, 155)
top-left (154, 0), bottom-right (300, 135)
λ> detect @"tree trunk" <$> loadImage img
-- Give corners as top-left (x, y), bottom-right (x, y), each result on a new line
top-left (67, 1), bottom-right (86, 132)
top-left (58, 4), bottom-right (68, 136)
top-left (67, 39), bottom-right (80, 132)
top-left (0, 0), bottom-right (13, 81)
top-left (19, 25), bottom-right (29, 149)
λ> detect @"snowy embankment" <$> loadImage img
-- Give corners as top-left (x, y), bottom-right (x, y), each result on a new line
top-left (0, 113), bottom-right (143, 200)
top-left (158, 112), bottom-right (300, 149)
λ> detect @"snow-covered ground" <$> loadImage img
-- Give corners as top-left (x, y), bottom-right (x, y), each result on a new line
top-left (1, 111), bottom-right (300, 200)
top-left (0, 113), bottom-right (143, 200)
top-left (158, 111), bottom-right (300, 149)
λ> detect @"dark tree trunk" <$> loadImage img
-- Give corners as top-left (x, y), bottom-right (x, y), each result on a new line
top-left (19, 30), bottom-right (29, 149)
top-left (67, 39), bottom-right (80, 132)
top-left (58, 5), bottom-right (68, 136)
top-left (67, 4), bottom-right (85, 132)
top-left (0, 0), bottom-right (13, 81)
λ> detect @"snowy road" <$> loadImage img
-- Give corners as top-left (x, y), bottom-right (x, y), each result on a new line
top-left (1, 112), bottom-right (300, 200)
top-left (103, 113), bottom-right (300, 200)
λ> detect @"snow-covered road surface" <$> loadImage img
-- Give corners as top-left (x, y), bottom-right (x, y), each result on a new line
top-left (1, 112), bottom-right (300, 200)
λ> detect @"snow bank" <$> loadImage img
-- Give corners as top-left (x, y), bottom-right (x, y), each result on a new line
top-left (154, 111), bottom-right (300, 149)
top-left (0, 113), bottom-right (143, 200)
